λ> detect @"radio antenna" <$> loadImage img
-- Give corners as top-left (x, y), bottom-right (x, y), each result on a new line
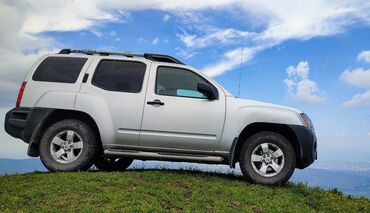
top-left (237, 47), bottom-right (244, 98)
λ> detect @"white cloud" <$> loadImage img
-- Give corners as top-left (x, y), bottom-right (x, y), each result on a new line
top-left (178, 28), bottom-right (252, 49)
top-left (91, 30), bottom-right (104, 38)
top-left (340, 51), bottom-right (370, 108)
top-left (0, 1), bottom-right (133, 105)
top-left (1, 0), bottom-right (370, 105)
top-left (0, 49), bottom-right (58, 105)
top-left (108, 30), bottom-right (122, 42)
top-left (174, 0), bottom-right (370, 76)
top-left (109, 30), bottom-right (117, 37)
top-left (340, 68), bottom-right (370, 89)
top-left (152, 37), bottom-right (159, 45)
top-left (20, 1), bottom-right (122, 34)
top-left (175, 47), bottom-right (197, 59)
top-left (294, 79), bottom-right (326, 104)
top-left (0, 2), bottom-right (60, 105)
top-left (284, 61), bottom-right (326, 104)
top-left (4, 1), bottom-right (370, 43)
top-left (202, 47), bottom-right (257, 77)
top-left (357, 50), bottom-right (370, 63)
top-left (162, 14), bottom-right (170, 22)
top-left (240, 1), bottom-right (370, 43)
top-left (342, 90), bottom-right (370, 108)
top-left (286, 61), bottom-right (309, 80)
top-left (90, 30), bottom-right (122, 41)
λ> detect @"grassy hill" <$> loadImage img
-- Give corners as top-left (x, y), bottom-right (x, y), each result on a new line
top-left (0, 170), bottom-right (369, 212)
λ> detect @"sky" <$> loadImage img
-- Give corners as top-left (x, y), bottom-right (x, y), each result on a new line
top-left (0, 0), bottom-right (370, 163)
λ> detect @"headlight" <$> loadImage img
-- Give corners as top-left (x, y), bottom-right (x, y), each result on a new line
top-left (300, 113), bottom-right (314, 131)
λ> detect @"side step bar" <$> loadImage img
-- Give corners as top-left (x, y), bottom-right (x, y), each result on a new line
top-left (104, 149), bottom-right (225, 164)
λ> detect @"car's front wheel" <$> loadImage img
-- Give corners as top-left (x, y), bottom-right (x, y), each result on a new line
top-left (39, 119), bottom-right (98, 172)
top-left (239, 131), bottom-right (296, 185)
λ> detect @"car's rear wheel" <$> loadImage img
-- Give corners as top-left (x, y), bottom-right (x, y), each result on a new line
top-left (94, 157), bottom-right (133, 172)
top-left (239, 131), bottom-right (296, 185)
top-left (39, 119), bottom-right (98, 172)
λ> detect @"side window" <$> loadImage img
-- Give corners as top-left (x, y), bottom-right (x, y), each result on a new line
top-left (92, 60), bottom-right (146, 93)
top-left (156, 66), bottom-right (212, 99)
top-left (32, 57), bottom-right (87, 83)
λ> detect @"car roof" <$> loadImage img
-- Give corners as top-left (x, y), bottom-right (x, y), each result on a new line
top-left (58, 49), bottom-right (185, 65)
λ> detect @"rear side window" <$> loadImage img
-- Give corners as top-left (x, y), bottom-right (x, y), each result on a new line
top-left (32, 57), bottom-right (87, 83)
top-left (92, 60), bottom-right (146, 93)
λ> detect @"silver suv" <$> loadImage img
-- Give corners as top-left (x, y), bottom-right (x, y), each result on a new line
top-left (4, 49), bottom-right (317, 185)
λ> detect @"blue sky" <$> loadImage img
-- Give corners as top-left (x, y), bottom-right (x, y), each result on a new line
top-left (1, 0), bottom-right (370, 163)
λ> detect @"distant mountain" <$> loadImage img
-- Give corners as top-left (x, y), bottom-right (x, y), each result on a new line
top-left (0, 158), bottom-right (46, 174)
top-left (293, 169), bottom-right (370, 198)
top-left (1, 158), bottom-right (369, 198)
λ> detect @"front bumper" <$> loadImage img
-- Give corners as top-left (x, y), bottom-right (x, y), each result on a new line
top-left (288, 125), bottom-right (317, 169)
top-left (4, 107), bottom-right (53, 143)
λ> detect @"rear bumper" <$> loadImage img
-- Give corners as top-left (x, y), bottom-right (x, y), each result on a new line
top-left (4, 107), bottom-right (53, 143)
top-left (288, 125), bottom-right (317, 169)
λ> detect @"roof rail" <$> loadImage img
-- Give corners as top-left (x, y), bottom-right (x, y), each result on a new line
top-left (58, 49), bottom-right (184, 65)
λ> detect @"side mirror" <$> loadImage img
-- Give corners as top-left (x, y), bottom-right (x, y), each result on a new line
top-left (197, 83), bottom-right (218, 100)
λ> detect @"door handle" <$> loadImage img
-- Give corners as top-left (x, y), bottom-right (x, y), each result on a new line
top-left (147, 99), bottom-right (165, 106)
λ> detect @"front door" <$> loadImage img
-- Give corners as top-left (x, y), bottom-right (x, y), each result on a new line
top-left (139, 65), bottom-right (226, 151)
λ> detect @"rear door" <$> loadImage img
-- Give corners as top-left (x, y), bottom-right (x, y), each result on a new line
top-left (78, 58), bottom-right (150, 146)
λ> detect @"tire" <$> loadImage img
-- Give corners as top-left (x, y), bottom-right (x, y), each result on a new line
top-left (239, 131), bottom-right (296, 186)
top-left (94, 157), bottom-right (133, 172)
top-left (39, 119), bottom-right (98, 172)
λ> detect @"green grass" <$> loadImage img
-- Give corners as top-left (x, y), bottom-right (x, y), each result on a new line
top-left (0, 169), bottom-right (369, 212)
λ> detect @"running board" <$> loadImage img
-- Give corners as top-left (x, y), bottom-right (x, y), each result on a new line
top-left (104, 149), bottom-right (225, 164)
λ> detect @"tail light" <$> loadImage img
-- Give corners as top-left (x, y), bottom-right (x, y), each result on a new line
top-left (16, 81), bottom-right (27, 107)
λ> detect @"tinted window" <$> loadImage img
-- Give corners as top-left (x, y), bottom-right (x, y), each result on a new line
top-left (92, 60), bottom-right (146, 93)
top-left (32, 57), bottom-right (87, 83)
top-left (156, 66), bottom-right (211, 99)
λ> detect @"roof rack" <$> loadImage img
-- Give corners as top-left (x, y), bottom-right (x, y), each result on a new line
top-left (58, 49), bottom-right (184, 65)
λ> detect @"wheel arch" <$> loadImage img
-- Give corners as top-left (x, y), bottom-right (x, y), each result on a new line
top-left (229, 122), bottom-right (301, 168)
top-left (28, 109), bottom-right (102, 157)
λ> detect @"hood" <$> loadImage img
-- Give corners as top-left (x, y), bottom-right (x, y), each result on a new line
top-left (227, 96), bottom-right (302, 114)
